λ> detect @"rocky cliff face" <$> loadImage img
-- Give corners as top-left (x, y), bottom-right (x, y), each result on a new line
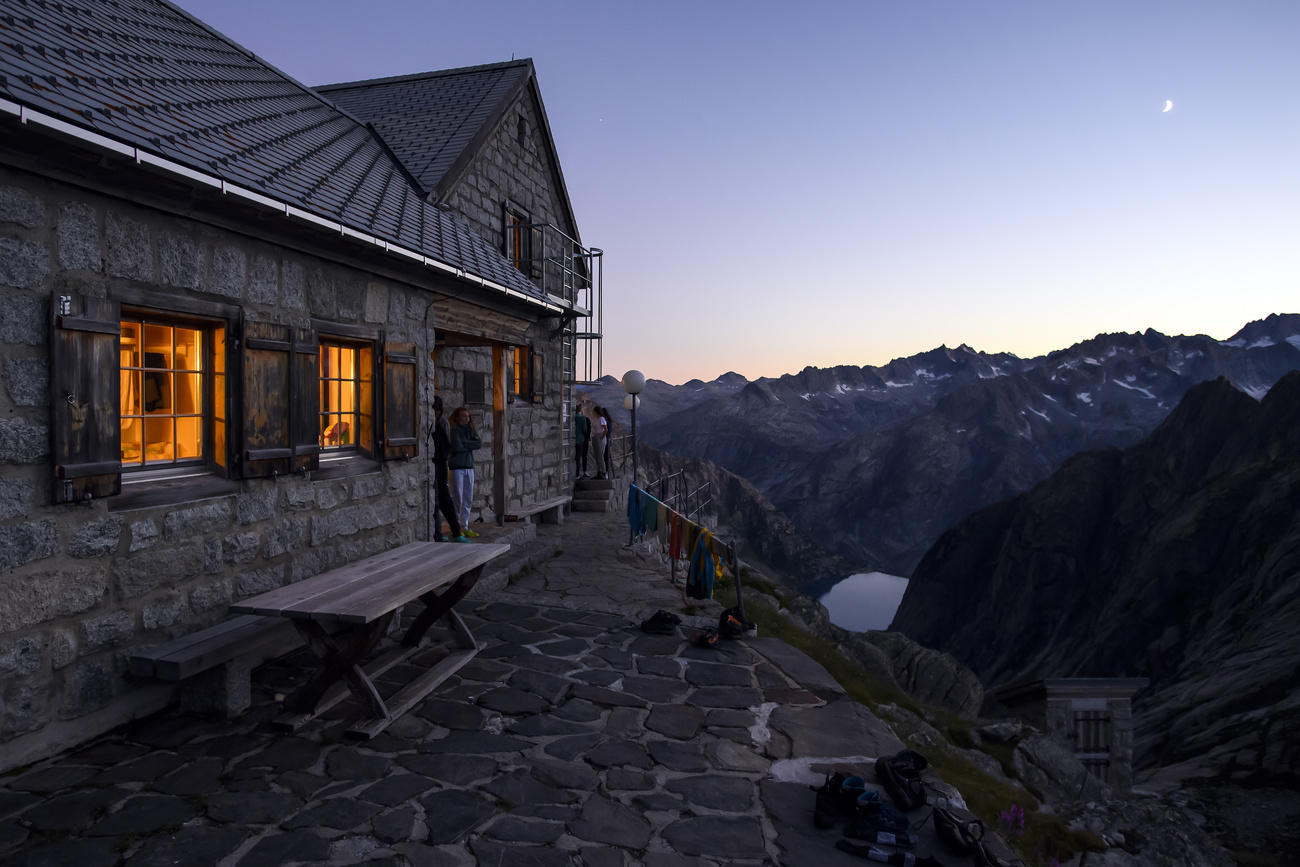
top-left (891, 372), bottom-right (1300, 800)
top-left (584, 315), bottom-right (1300, 576)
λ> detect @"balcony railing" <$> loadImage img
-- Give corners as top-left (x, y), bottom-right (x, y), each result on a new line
top-left (518, 222), bottom-right (603, 385)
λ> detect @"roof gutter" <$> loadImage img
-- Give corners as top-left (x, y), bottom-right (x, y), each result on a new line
top-left (0, 97), bottom-right (565, 315)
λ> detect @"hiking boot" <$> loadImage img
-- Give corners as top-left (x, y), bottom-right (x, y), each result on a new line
top-left (812, 772), bottom-right (867, 829)
top-left (692, 629), bottom-right (719, 649)
top-left (718, 606), bottom-right (754, 639)
top-left (640, 610), bottom-right (681, 635)
top-left (845, 798), bottom-right (914, 845)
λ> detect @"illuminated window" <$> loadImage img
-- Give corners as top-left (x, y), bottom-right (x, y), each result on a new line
top-left (512, 346), bottom-right (527, 400)
top-left (319, 340), bottom-right (374, 453)
top-left (503, 200), bottom-right (542, 279)
top-left (119, 316), bottom-right (223, 468)
top-left (510, 346), bottom-right (544, 404)
top-left (507, 210), bottom-right (527, 272)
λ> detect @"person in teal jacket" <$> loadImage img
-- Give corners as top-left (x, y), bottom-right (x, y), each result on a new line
top-left (448, 406), bottom-right (481, 537)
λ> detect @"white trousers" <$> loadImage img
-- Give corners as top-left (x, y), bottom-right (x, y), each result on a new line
top-left (450, 468), bottom-right (474, 529)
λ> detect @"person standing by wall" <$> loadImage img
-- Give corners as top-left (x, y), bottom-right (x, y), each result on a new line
top-left (590, 404), bottom-right (609, 480)
top-left (598, 405), bottom-right (614, 479)
top-left (448, 406), bottom-right (482, 537)
top-left (574, 402), bottom-right (590, 479)
top-left (430, 396), bottom-right (471, 543)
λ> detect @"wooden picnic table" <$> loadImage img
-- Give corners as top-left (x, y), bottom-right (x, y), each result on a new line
top-left (230, 540), bottom-right (509, 739)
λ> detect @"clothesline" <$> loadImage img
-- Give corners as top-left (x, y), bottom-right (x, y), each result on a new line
top-left (626, 484), bottom-right (745, 616)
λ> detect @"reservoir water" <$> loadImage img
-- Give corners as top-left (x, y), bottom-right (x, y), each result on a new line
top-left (818, 571), bottom-right (909, 632)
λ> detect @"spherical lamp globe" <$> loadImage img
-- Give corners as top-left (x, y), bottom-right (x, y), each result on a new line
top-left (621, 369), bottom-right (646, 395)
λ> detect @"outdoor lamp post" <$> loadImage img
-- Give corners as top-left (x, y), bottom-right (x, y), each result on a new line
top-left (621, 370), bottom-right (645, 484)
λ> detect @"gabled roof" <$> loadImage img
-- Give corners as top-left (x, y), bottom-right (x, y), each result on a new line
top-left (0, 0), bottom-right (556, 309)
top-left (317, 61), bottom-right (532, 201)
top-left (318, 61), bottom-right (581, 241)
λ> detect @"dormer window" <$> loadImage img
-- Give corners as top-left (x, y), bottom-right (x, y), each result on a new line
top-left (503, 200), bottom-right (542, 280)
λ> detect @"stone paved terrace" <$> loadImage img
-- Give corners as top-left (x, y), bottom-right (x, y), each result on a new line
top-left (0, 507), bottom-right (995, 866)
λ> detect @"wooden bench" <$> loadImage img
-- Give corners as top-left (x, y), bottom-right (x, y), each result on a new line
top-left (129, 615), bottom-right (303, 717)
top-left (503, 494), bottom-right (571, 525)
top-left (230, 540), bottom-right (509, 739)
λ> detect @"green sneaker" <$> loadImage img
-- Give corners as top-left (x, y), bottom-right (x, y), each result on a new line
top-left (463, 528), bottom-right (480, 538)
top-left (454, 535), bottom-right (473, 543)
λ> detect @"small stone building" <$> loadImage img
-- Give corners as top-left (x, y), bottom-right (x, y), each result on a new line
top-left (995, 677), bottom-right (1149, 792)
top-left (0, 0), bottom-right (600, 770)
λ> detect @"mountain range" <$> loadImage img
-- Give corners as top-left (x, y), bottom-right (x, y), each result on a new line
top-left (585, 314), bottom-right (1300, 578)
top-left (890, 371), bottom-right (1300, 855)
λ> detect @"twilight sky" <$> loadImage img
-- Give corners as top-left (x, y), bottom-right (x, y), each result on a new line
top-left (177, 0), bottom-right (1299, 385)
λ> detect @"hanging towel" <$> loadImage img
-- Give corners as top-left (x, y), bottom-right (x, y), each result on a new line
top-left (643, 494), bottom-right (660, 534)
top-left (687, 528), bottom-right (716, 600)
top-left (656, 503), bottom-right (671, 545)
top-left (627, 484), bottom-right (645, 539)
top-left (669, 512), bottom-right (684, 559)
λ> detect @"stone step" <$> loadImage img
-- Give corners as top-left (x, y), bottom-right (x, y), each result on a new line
top-left (575, 478), bottom-right (615, 492)
top-left (572, 500), bottom-right (610, 513)
top-left (469, 533), bottom-right (563, 599)
top-left (572, 489), bottom-right (611, 502)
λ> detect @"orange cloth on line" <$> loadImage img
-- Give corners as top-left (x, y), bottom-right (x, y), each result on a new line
top-left (669, 512), bottom-right (684, 559)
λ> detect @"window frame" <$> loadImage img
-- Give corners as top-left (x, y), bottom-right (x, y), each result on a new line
top-left (509, 345), bottom-right (544, 405)
top-left (117, 308), bottom-right (227, 476)
top-left (312, 319), bottom-right (383, 470)
top-left (503, 199), bottom-right (543, 280)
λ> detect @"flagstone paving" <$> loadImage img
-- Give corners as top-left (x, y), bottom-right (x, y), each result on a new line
top-left (0, 510), bottom-right (981, 866)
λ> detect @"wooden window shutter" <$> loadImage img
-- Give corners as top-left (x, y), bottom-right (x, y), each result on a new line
top-left (50, 292), bottom-right (121, 503)
top-left (382, 340), bottom-right (418, 460)
top-left (240, 320), bottom-right (319, 477)
top-left (290, 327), bottom-right (320, 473)
top-left (503, 203), bottom-right (517, 264)
top-left (531, 350), bottom-right (544, 404)
top-left (529, 225), bottom-right (544, 279)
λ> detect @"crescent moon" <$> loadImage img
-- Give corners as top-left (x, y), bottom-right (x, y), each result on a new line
top-left (1162, 100), bottom-right (1173, 113)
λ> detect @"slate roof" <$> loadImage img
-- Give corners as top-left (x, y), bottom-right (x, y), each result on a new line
top-left (0, 0), bottom-right (551, 305)
top-left (317, 62), bottom-right (532, 201)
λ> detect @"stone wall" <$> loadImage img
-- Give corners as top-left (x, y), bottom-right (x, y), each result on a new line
top-left (0, 164), bottom-right (449, 760)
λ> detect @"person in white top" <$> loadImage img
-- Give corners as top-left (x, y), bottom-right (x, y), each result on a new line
top-left (589, 404), bottom-right (609, 479)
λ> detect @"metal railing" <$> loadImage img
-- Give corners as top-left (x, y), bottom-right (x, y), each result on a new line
top-left (521, 222), bottom-right (603, 385)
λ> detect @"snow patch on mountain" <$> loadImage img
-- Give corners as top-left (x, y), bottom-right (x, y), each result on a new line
top-left (1114, 379), bottom-right (1157, 399)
